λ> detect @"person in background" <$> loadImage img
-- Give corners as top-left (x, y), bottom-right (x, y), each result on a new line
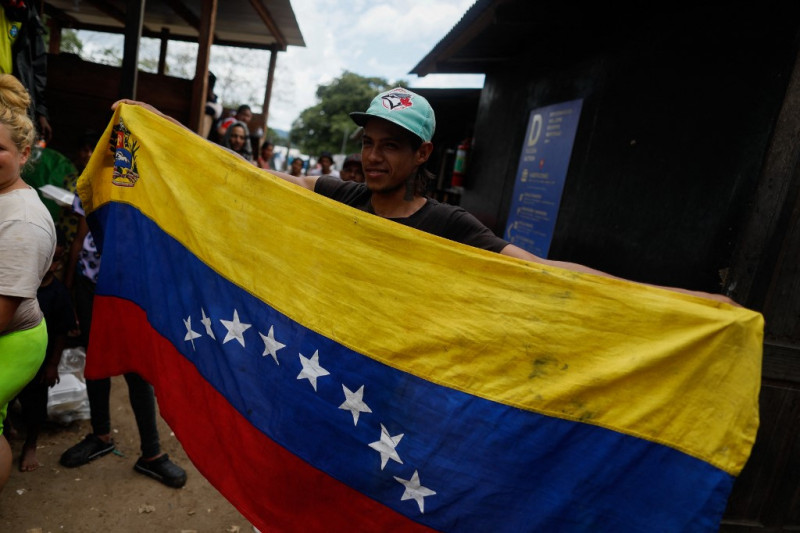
top-left (0, 73), bottom-right (56, 493)
top-left (59, 192), bottom-right (188, 488)
top-left (289, 157), bottom-right (305, 177)
top-left (17, 230), bottom-right (75, 471)
top-left (221, 121), bottom-right (254, 163)
top-left (213, 104), bottom-right (252, 143)
top-left (308, 150), bottom-right (339, 178)
top-left (0, 0), bottom-right (51, 143)
top-left (201, 71), bottom-right (222, 140)
top-left (340, 153), bottom-right (364, 183)
top-left (257, 141), bottom-right (274, 170)
top-left (57, 130), bottom-right (96, 263)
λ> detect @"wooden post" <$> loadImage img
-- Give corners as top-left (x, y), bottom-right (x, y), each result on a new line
top-left (47, 18), bottom-right (61, 54)
top-left (260, 44), bottom-right (278, 145)
top-left (189, 0), bottom-right (217, 133)
top-left (158, 27), bottom-right (169, 75)
top-left (119, 0), bottom-right (145, 99)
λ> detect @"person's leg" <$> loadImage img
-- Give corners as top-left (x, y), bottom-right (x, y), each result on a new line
top-left (124, 373), bottom-right (187, 488)
top-left (60, 275), bottom-right (115, 467)
top-left (86, 377), bottom-right (112, 437)
top-left (18, 375), bottom-right (48, 472)
top-left (0, 435), bottom-right (11, 493)
top-left (123, 373), bottom-right (160, 459)
top-left (0, 322), bottom-right (48, 490)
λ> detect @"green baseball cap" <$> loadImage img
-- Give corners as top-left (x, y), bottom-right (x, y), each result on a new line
top-left (350, 87), bottom-right (436, 143)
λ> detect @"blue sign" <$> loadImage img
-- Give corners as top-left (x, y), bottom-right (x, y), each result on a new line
top-left (504, 99), bottom-right (583, 257)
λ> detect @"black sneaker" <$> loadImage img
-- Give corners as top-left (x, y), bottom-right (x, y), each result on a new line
top-left (60, 434), bottom-right (115, 467)
top-left (133, 453), bottom-right (187, 488)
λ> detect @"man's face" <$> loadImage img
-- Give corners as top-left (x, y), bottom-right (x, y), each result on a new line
top-left (236, 109), bottom-right (252, 124)
top-left (340, 162), bottom-right (364, 183)
top-left (361, 118), bottom-right (430, 194)
top-left (291, 158), bottom-right (304, 175)
top-left (319, 156), bottom-right (333, 173)
top-left (77, 144), bottom-right (93, 170)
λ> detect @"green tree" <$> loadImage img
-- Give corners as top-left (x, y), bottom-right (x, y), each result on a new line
top-left (291, 72), bottom-right (404, 156)
top-left (60, 29), bottom-right (84, 55)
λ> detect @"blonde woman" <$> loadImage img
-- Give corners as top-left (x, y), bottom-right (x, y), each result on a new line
top-left (0, 73), bottom-right (56, 492)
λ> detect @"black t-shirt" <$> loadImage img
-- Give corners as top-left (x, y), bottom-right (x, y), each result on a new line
top-left (314, 177), bottom-right (508, 253)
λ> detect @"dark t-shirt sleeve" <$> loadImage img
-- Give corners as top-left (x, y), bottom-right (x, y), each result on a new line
top-left (314, 177), bottom-right (370, 208)
top-left (431, 205), bottom-right (509, 253)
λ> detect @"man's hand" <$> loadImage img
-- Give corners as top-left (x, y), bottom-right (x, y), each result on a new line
top-left (37, 115), bottom-right (52, 144)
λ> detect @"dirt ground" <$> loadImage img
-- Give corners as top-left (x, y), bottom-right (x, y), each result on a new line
top-left (0, 375), bottom-right (252, 533)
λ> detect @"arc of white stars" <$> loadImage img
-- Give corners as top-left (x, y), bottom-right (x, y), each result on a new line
top-left (297, 350), bottom-right (329, 391)
top-left (368, 423), bottom-right (403, 470)
top-left (220, 309), bottom-right (251, 347)
top-left (394, 470), bottom-right (436, 514)
top-left (200, 308), bottom-right (216, 340)
top-left (259, 325), bottom-right (286, 365)
top-left (339, 385), bottom-right (372, 426)
top-left (183, 316), bottom-right (202, 350)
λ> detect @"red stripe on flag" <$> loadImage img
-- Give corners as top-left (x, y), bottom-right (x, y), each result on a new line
top-left (86, 295), bottom-right (435, 533)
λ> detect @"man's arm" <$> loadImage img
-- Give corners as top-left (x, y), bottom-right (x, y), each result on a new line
top-left (501, 243), bottom-right (738, 305)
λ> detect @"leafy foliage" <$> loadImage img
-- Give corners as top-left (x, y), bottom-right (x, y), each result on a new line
top-left (290, 72), bottom-right (404, 156)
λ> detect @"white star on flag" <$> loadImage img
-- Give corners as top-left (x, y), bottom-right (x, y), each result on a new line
top-left (259, 325), bottom-right (286, 365)
top-left (183, 316), bottom-right (202, 350)
top-left (297, 350), bottom-right (329, 391)
top-left (339, 385), bottom-right (372, 426)
top-left (220, 309), bottom-right (251, 347)
top-left (200, 308), bottom-right (216, 340)
top-left (394, 470), bottom-right (436, 514)
top-left (368, 423), bottom-right (403, 470)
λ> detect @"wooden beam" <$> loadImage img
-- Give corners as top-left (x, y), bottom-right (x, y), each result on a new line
top-left (260, 44), bottom-right (278, 142)
top-left (47, 18), bottom-right (62, 54)
top-left (158, 27), bottom-right (169, 75)
top-left (189, 0), bottom-right (217, 132)
top-left (163, 0), bottom-right (200, 30)
top-left (248, 0), bottom-right (287, 50)
top-left (119, 0), bottom-right (145, 100)
top-left (163, 0), bottom-right (223, 46)
top-left (42, 3), bottom-right (79, 28)
top-left (85, 0), bottom-right (128, 25)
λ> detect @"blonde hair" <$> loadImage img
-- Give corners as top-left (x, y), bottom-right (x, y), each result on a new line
top-left (0, 74), bottom-right (35, 153)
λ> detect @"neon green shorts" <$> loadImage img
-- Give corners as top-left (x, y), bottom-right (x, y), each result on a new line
top-left (0, 319), bottom-right (47, 435)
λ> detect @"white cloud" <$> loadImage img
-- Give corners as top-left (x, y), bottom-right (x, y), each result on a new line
top-left (267, 0), bottom-right (482, 130)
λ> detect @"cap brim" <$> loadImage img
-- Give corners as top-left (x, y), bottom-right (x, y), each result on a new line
top-left (349, 112), bottom-right (370, 127)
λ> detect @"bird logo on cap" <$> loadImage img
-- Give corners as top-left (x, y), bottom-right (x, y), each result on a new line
top-left (381, 89), bottom-right (414, 111)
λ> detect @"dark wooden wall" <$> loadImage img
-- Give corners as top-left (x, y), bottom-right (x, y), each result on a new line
top-left (45, 53), bottom-right (193, 158)
top-left (461, 14), bottom-right (799, 294)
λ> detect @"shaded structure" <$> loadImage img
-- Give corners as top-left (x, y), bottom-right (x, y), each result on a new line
top-left (41, 0), bottom-right (304, 153)
top-left (412, 1), bottom-right (800, 529)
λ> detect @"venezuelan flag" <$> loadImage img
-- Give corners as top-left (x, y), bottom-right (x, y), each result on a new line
top-left (79, 104), bottom-right (763, 532)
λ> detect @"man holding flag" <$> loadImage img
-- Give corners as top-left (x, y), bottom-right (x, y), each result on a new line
top-left (78, 92), bottom-right (760, 532)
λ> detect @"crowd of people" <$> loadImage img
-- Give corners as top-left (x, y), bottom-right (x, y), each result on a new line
top-left (204, 80), bottom-right (363, 181)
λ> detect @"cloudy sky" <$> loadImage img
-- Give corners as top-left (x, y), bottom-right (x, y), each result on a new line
top-left (267, 0), bottom-right (484, 130)
top-left (76, 0), bottom-right (483, 131)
